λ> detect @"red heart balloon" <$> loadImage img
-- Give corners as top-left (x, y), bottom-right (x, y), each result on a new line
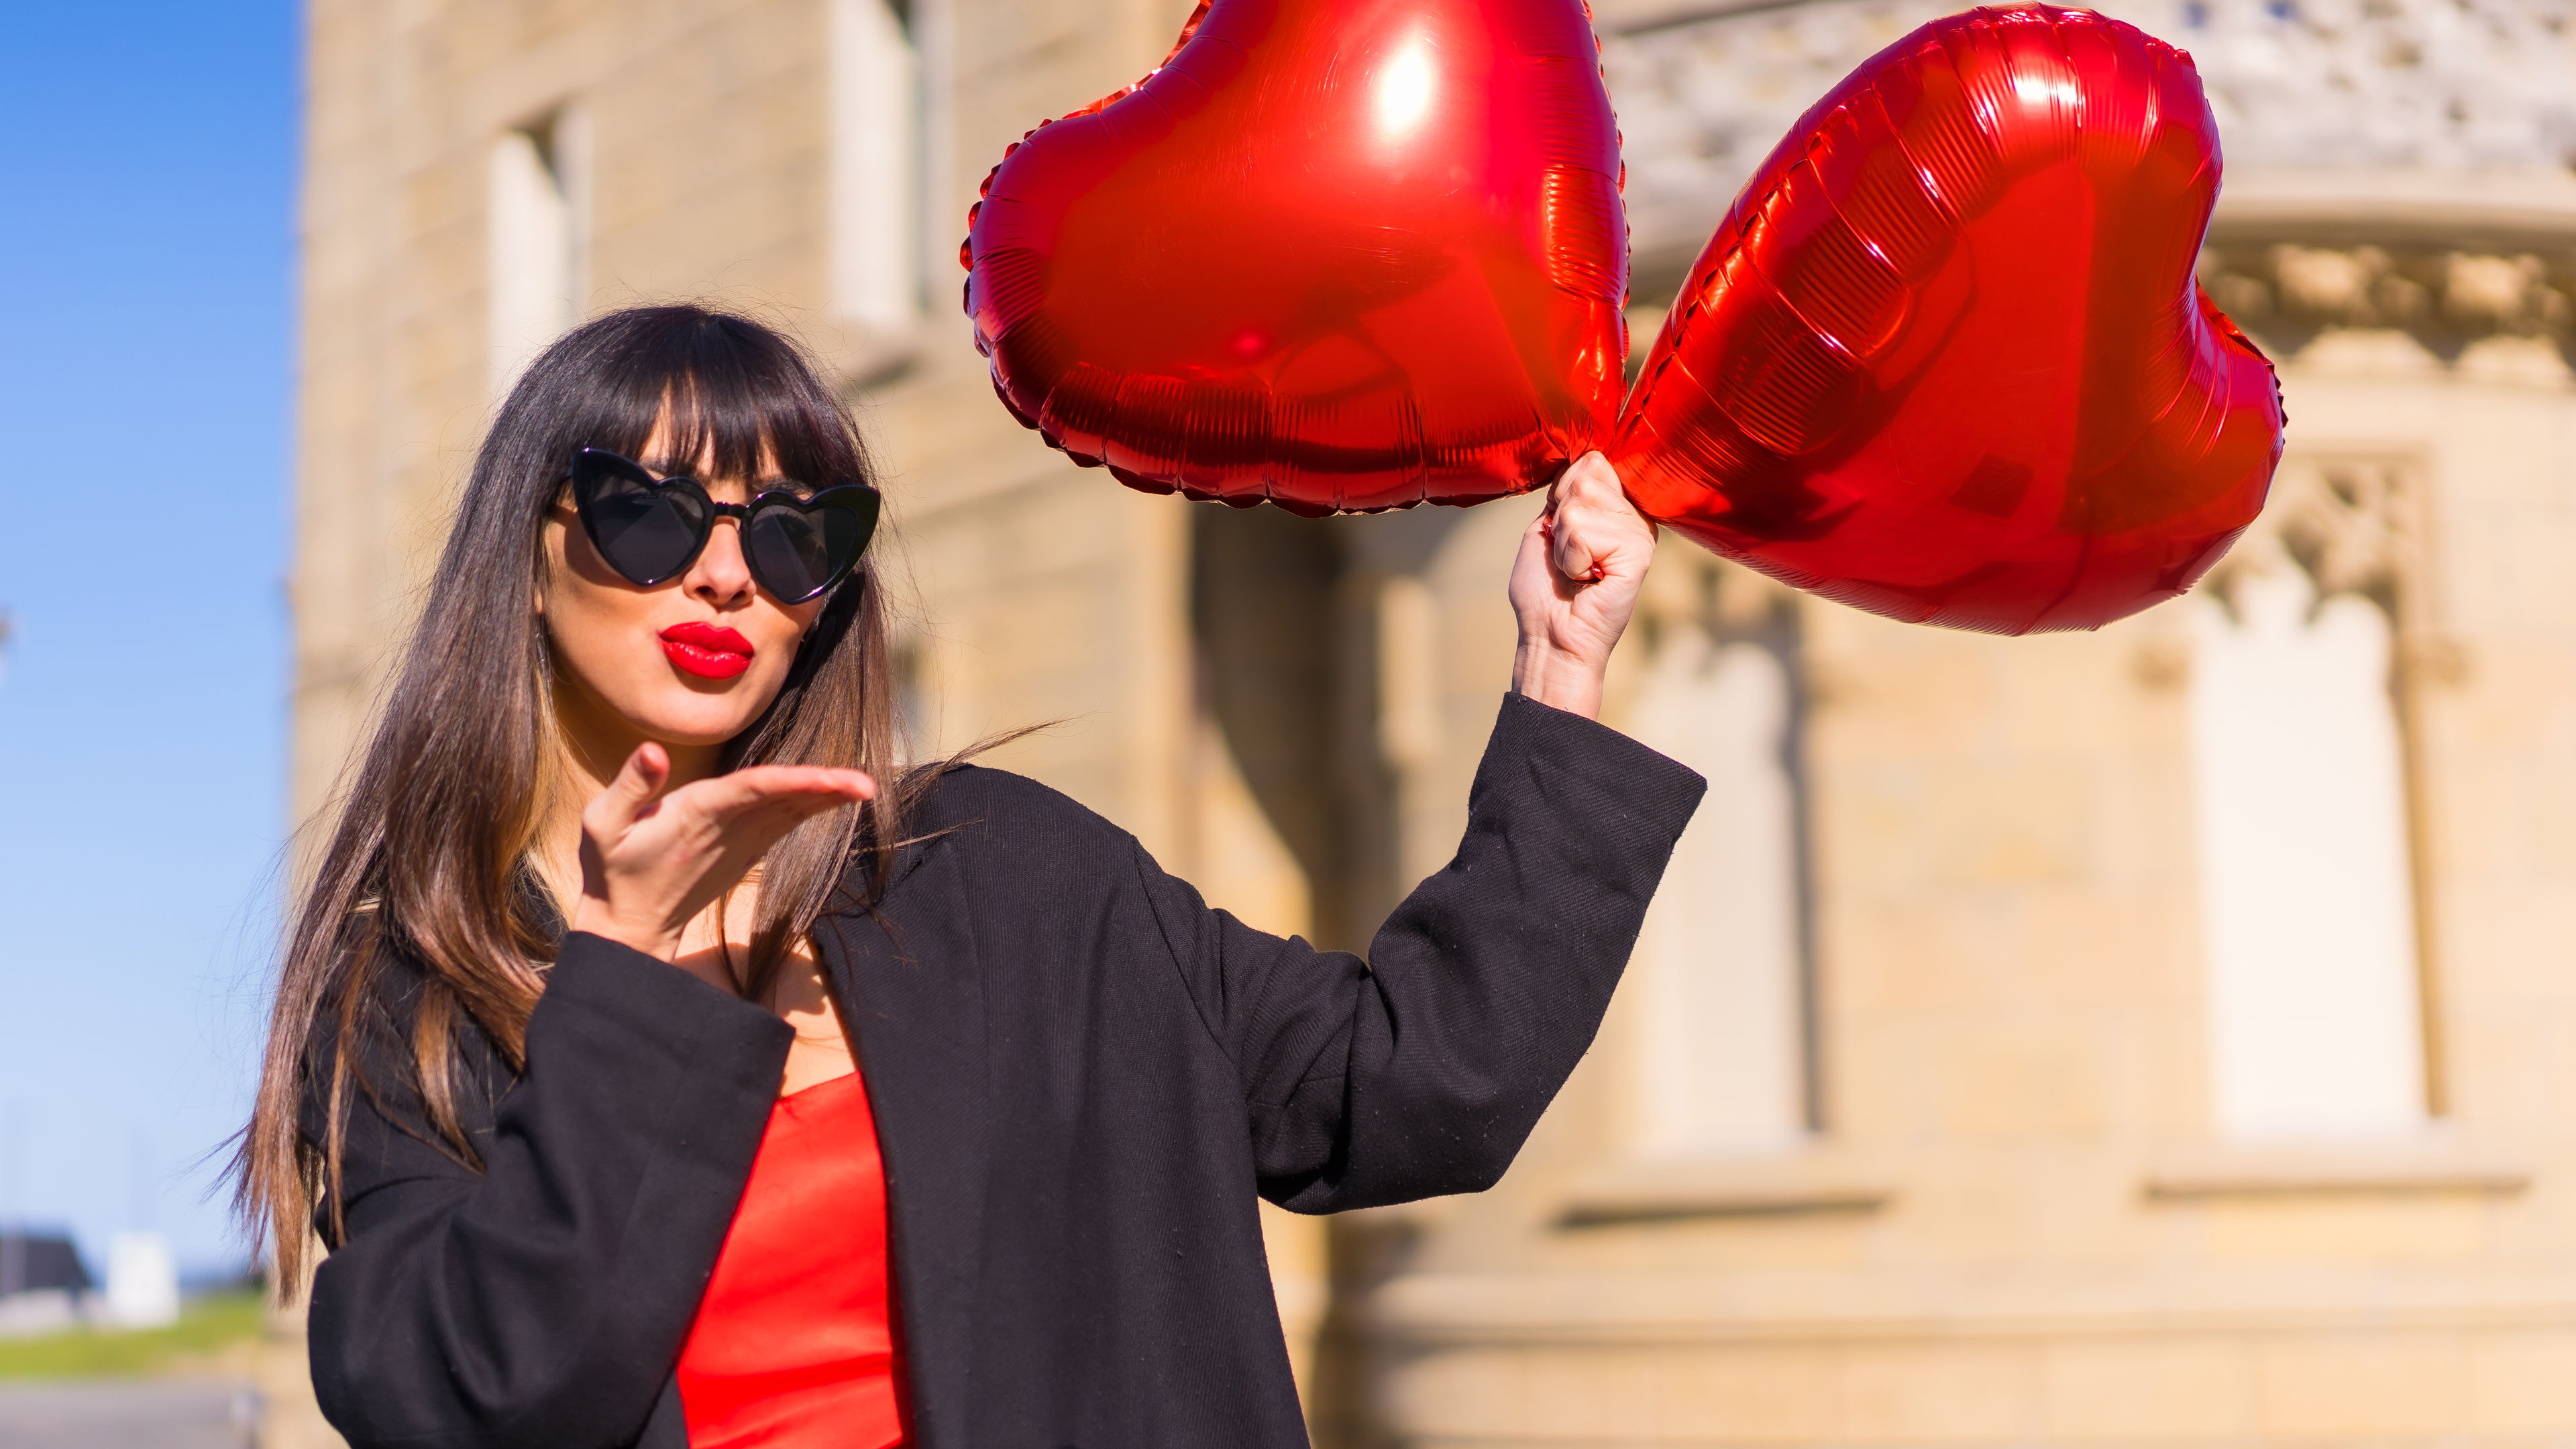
top-left (963, 0), bottom-right (1628, 515)
top-left (1613, 5), bottom-right (2284, 634)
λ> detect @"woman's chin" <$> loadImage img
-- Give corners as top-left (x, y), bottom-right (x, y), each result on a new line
top-left (624, 692), bottom-right (769, 751)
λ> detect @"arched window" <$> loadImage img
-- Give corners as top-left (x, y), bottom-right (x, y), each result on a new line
top-left (1627, 563), bottom-right (1816, 1156)
top-left (2190, 457), bottom-right (2438, 1138)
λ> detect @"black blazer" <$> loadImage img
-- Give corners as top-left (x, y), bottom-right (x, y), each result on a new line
top-left (302, 694), bottom-right (1704, 1448)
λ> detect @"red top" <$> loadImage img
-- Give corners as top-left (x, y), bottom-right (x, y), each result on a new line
top-left (677, 1069), bottom-right (906, 1449)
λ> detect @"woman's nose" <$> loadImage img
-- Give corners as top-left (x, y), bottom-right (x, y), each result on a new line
top-left (684, 517), bottom-right (757, 606)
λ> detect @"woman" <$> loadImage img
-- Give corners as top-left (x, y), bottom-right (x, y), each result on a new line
top-left (240, 305), bottom-right (1703, 1449)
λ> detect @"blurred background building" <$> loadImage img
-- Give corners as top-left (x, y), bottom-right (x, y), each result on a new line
top-left (288, 0), bottom-right (2576, 1443)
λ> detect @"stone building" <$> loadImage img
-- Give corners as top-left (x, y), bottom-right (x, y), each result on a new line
top-left (288, 0), bottom-right (2576, 1443)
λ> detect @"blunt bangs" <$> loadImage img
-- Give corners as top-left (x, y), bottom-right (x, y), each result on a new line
top-left (500, 307), bottom-right (873, 500)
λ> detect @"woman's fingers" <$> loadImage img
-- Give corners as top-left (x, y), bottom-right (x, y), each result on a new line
top-left (1512, 504), bottom-right (1558, 594)
top-left (571, 761), bottom-right (876, 959)
top-left (680, 765), bottom-right (877, 826)
top-left (650, 765), bottom-right (875, 853)
top-left (584, 755), bottom-right (867, 863)
top-left (1547, 453), bottom-right (1649, 587)
top-left (584, 741), bottom-right (673, 841)
top-left (1546, 458), bottom-right (1609, 584)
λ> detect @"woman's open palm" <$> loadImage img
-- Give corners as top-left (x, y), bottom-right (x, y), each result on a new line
top-left (570, 743), bottom-right (876, 959)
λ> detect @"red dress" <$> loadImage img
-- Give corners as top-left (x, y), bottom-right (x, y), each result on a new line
top-left (677, 1069), bottom-right (906, 1448)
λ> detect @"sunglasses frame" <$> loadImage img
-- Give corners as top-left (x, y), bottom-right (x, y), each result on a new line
top-left (566, 447), bottom-right (881, 604)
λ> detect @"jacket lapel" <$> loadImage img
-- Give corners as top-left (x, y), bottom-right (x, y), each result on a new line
top-left (814, 855), bottom-right (989, 1449)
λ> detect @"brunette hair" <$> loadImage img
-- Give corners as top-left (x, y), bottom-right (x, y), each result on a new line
top-left (238, 305), bottom-right (924, 1291)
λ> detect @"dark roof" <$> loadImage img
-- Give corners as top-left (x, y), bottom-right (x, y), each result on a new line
top-left (0, 1232), bottom-right (93, 1295)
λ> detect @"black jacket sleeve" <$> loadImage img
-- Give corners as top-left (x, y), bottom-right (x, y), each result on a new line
top-left (303, 934), bottom-right (792, 1449)
top-left (1140, 692), bottom-right (1705, 1212)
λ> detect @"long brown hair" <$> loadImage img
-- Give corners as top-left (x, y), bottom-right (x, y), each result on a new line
top-left (239, 305), bottom-right (926, 1291)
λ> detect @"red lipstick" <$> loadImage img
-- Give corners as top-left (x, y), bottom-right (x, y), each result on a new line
top-left (658, 621), bottom-right (755, 681)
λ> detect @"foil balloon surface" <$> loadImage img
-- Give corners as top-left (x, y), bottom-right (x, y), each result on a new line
top-left (1614, 5), bottom-right (2285, 634)
top-left (962, 0), bottom-right (1628, 516)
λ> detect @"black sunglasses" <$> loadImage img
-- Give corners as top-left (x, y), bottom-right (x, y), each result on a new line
top-left (566, 448), bottom-right (881, 604)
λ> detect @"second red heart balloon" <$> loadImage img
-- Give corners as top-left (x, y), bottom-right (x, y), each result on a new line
top-left (1615, 5), bottom-right (2284, 634)
top-left (962, 0), bottom-right (1628, 515)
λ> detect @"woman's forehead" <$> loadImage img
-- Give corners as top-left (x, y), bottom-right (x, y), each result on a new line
top-left (635, 413), bottom-right (784, 481)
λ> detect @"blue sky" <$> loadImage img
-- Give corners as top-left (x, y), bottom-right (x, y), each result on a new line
top-left (0, 3), bottom-right (299, 1277)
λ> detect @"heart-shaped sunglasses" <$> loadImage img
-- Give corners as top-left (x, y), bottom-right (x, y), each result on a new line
top-left (566, 448), bottom-right (881, 604)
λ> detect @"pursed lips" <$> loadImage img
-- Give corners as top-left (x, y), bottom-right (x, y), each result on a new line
top-left (658, 621), bottom-right (756, 680)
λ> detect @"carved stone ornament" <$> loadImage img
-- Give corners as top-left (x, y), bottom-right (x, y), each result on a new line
top-left (1603, 0), bottom-right (2576, 276)
top-left (2196, 241), bottom-right (2576, 359)
top-left (2200, 453), bottom-right (2428, 633)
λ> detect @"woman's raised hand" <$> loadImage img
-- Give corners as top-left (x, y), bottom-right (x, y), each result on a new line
top-left (1507, 451), bottom-right (1656, 720)
top-left (569, 743), bottom-right (877, 961)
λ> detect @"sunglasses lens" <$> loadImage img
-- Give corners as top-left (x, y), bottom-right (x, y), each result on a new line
top-left (745, 494), bottom-right (875, 603)
top-left (578, 460), bottom-right (707, 584)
